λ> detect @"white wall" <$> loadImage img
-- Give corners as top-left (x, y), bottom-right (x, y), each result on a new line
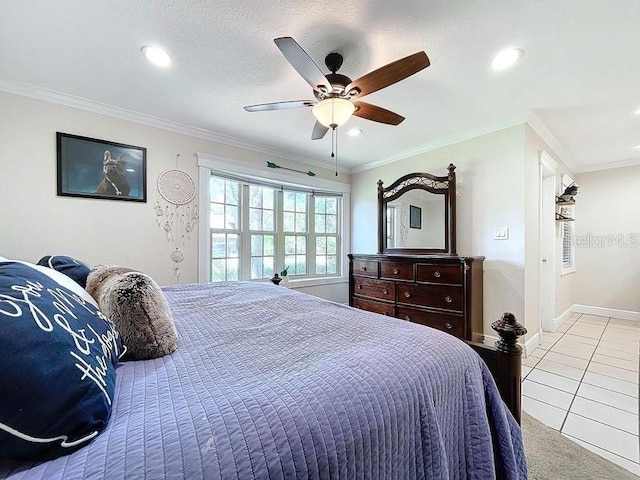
top-left (352, 126), bottom-right (529, 336)
top-left (573, 165), bottom-right (640, 311)
top-left (0, 91), bottom-right (349, 302)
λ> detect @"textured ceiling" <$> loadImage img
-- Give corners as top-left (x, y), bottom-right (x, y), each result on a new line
top-left (1, 0), bottom-right (639, 173)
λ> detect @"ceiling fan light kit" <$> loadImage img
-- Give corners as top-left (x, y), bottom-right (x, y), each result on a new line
top-left (312, 98), bottom-right (356, 128)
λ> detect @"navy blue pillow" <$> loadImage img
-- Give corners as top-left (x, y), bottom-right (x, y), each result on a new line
top-left (0, 262), bottom-right (124, 460)
top-left (36, 255), bottom-right (91, 288)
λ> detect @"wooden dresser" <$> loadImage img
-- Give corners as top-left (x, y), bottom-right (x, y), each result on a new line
top-left (349, 254), bottom-right (484, 342)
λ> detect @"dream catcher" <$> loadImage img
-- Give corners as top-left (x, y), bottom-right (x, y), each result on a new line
top-left (154, 155), bottom-right (198, 280)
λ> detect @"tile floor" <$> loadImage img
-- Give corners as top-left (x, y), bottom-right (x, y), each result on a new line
top-left (522, 313), bottom-right (640, 475)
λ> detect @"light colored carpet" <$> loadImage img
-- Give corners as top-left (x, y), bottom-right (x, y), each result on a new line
top-left (521, 412), bottom-right (639, 479)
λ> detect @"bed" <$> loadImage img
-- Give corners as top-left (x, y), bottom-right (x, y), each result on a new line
top-left (0, 278), bottom-right (527, 479)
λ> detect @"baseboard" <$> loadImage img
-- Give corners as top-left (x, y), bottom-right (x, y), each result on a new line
top-left (571, 304), bottom-right (640, 322)
top-left (523, 331), bottom-right (542, 357)
top-left (482, 332), bottom-right (540, 358)
top-left (554, 307), bottom-right (574, 329)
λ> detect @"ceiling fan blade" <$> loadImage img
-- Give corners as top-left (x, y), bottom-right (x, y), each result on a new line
top-left (346, 51), bottom-right (430, 98)
top-left (353, 101), bottom-right (405, 125)
top-left (311, 120), bottom-right (329, 140)
top-left (274, 37), bottom-right (333, 94)
top-left (244, 100), bottom-right (315, 112)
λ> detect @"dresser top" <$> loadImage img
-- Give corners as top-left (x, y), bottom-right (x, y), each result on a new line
top-left (349, 253), bottom-right (485, 262)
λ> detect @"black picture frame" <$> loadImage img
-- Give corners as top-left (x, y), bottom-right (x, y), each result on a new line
top-left (56, 132), bottom-right (147, 202)
top-left (409, 205), bottom-right (422, 229)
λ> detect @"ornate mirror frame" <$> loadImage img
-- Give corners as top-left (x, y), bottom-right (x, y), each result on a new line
top-left (378, 163), bottom-right (457, 255)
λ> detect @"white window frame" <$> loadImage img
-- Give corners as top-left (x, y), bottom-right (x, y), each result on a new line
top-left (560, 173), bottom-right (576, 275)
top-left (197, 153), bottom-right (351, 288)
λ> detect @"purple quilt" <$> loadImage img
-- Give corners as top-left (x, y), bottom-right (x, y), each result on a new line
top-left (0, 282), bottom-right (527, 479)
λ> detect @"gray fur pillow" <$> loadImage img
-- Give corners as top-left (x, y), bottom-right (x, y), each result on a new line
top-left (86, 265), bottom-right (178, 360)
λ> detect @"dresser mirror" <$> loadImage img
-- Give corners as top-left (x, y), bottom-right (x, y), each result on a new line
top-left (377, 164), bottom-right (457, 254)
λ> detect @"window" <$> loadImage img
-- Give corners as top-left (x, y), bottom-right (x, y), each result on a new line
top-left (210, 177), bottom-right (240, 281)
top-left (209, 175), bottom-right (342, 282)
top-left (386, 205), bottom-right (397, 248)
top-left (560, 174), bottom-right (576, 274)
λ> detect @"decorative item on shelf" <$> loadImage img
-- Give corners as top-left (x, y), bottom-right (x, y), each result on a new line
top-left (555, 183), bottom-right (577, 222)
top-left (154, 154), bottom-right (198, 280)
top-left (557, 183), bottom-right (579, 202)
top-left (491, 312), bottom-right (527, 353)
top-left (270, 266), bottom-right (289, 285)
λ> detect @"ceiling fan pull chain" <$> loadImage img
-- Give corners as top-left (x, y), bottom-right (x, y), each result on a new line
top-left (335, 128), bottom-right (339, 176)
top-left (330, 127), bottom-right (338, 176)
top-left (331, 127), bottom-right (335, 159)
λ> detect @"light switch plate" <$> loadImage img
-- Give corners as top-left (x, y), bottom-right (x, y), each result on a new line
top-left (493, 227), bottom-right (509, 240)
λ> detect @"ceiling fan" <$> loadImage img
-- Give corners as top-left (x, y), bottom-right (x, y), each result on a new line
top-left (244, 37), bottom-right (430, 140)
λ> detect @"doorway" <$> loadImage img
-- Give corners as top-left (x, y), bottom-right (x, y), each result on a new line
top-left (539, 151), bottom-right (558, 332)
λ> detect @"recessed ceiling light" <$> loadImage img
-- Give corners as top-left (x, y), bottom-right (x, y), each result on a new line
top-left (635, 144), bottom-right (640, 149)
top-left (142, 45), bottom-right (171, 67)
top-left (491, 48), bottom-right (524, 71)
top-left (634, 108), bottom-right (640, 116)
top-left (346, 128), bottom-right (362, 137)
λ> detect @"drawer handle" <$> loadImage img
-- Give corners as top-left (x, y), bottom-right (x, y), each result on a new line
top-left (382, 288), bottom-right (389, 295)
top-left (404, 291), bottom-right (411, 298)
top-left (434, 271), bottom-right (441, 278)
top-left (392, 268), bottom-right (399, 275)
top-left (357, 284), bottom-right (362, 290)
top-left (361, 266), bottom-right (367, 272)
top-left (404, 315), bottom-right (411, 321)
top-left (445, 296), bottom-right (452, 303)
top-left (445, 322), bottom-right (453, 330)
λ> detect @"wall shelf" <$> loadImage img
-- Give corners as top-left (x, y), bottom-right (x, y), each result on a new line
top-left (555, 213), bottom-right (575, 222)
top-left (556, 197), bottom-right (575, 221)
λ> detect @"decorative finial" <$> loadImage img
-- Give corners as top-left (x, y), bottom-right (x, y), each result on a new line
top-left (447, 163), bottom-right (456, 180)
top-left (491, 312), bottom-right (527, 353)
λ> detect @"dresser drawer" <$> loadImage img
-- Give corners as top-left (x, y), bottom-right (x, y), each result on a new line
top-left (416, 264), bottom-right (462, 285)
top-left (397, 283), bottom-right (463, 312)
top-left (353, 297), bottom-right (396, 316)
top-left (353, 277), bottom-right (396, 301)
top-left (397, 307), bottom-right (464, 338)
top-left (352, 259), bottom-right (378, 278)
top-left (380, 261), bottom-right (414, 281)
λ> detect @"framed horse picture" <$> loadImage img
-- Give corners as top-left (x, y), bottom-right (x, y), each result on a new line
top-left (56, 132), bottom-right (147, 202)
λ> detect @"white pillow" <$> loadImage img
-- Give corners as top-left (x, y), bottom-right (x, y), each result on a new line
top-left (2, 259), bottom-right (98, 308)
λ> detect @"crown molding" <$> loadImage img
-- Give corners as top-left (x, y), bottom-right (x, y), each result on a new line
top-left (7, 77), bottom-right (637, 177)
top-left (575, 156), bottom-right (640, 174)
top-left (351, 116), bottom-right (530, 173)
top-left (0, 77), bottom-right (350, 174)
top-left (527, 112), bottom-right (640, 174)
top-left (526, 112), bottom-right (579, 173)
